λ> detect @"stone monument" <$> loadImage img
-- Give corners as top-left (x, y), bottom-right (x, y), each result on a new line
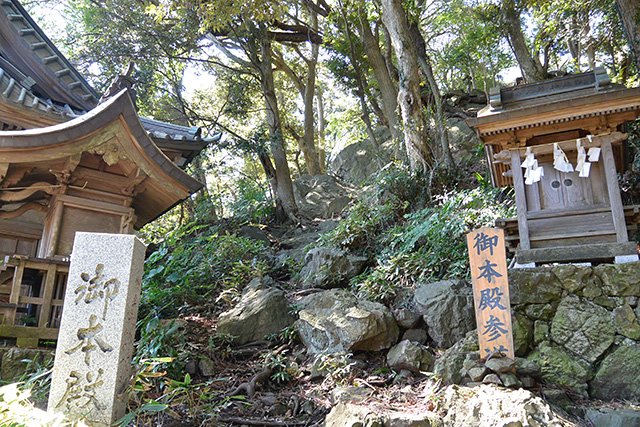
top-left (48, 232), bottom-right (146, 426)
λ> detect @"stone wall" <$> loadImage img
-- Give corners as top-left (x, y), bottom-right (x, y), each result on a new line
top-left (508, 262), bottom-right (640, 399)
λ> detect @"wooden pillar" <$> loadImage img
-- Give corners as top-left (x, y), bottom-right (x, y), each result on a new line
top-left (601, 138), bottom-right (628, 243)
top-left (510, 150), bottom-right (531, 250)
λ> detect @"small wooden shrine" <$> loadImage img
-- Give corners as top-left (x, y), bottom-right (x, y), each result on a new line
top-left (467, 68), bottom-right (640, 266)
top-left (0, 0), bottom-right (220, 346)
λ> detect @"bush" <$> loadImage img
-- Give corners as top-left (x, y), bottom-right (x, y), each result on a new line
top-left (141, 222), bottom-right (270, 318)
top-left (353, 187), bottom-right (515, 302)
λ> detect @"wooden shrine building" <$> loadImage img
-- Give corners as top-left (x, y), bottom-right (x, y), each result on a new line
top-left (0, 0), bottom-right (220, 346)
top-left (467, 68), bottom-right (640, 266)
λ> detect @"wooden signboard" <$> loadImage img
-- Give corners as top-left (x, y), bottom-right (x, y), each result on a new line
top-left (466, 227), bottom-right (515, 360)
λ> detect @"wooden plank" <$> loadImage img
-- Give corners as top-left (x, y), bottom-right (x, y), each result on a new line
top-left (511, 151), bottom-right (530, 250)
top-left (530, 228), bottom-right (616, 242)
top-left (9, 261), bottom-right (23, 305)
top-left (0, 324), bottom-right (58, 340)
top-left (531, 234), bottom-right (617, 249)
top-left (517, 242), bottom-right (638, 264)
top-left (467, 227), bottom-right (515, 359)
top-left (38, 265), bottom-right (57, 328)
top-left (528, 211), bottom-right (614, 235)
top-left (601, 139), bottom-right (628, 243)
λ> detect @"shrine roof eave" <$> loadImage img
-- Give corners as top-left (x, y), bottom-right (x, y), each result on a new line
top-left (466, 86), bottom-right (640, 139)
top-left (0, 89), bottom-right (203, 214)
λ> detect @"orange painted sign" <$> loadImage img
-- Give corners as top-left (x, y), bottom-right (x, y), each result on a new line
top-left (466, 227), bottom-right (515, 360)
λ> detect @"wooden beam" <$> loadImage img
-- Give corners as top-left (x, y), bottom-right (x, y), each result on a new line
top-left (517, 242), bottom-right (638, 264)
top-left (601, 138), bottom-right (628, 243)
top-left (510, 151), bottom-right (531, 250)
top-left (0, 202), bottom-right (47, 219)
top-left (0, 181), bottom-right (58, 201)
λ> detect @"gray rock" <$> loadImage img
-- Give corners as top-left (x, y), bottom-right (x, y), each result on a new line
top-left (442, 384), bottom-right (565, 427)
top-left (296, 289), bottom-right (399, 354)
top-left (520, 377), bottom-right (536, 388)
top-left (482, 373), bottom-right (503, 385)
top-left (293, 174), bottom-right (354, 219)
top-left (512, 312), bottom-right (532, 357)
top-left (612, 305), bottom-right (640, 340)
top-left (237, 225), bottom-right (270, 244)
top-left (499, 373), bottom-right (521, 388)
top-left (514, 358), bottom-right (541, 378)
top-left (324, 402), bottom-right (441, 427)
top-left (434, 331), bottom-right (479, 385)
top-left (217, 277), bottom-right (296, 345)
top-left (552, 264), bottom-right (592, 293)
top-left (485, 357), bottom-right (515, 374)
top-left (590, 342), bottom-right (640, 400)
top-left (402, 328), bottom-right (428, 344)
top-left (524, 303), bottom-right (556, 321)
top-left (330, 387), bottom-right (374, 404)
top-left (586, 407), bottom-right (640, 427)
top-left (299, 247), bottom-right (368, 289)
top-left (468, 366), bottom-right (489, 382)
top-left (533, 321), bottom-right (549, 345)
top-left (414, 280), bottom-right (475, 348)
top-left (331, 135), bottom-right (393, 186)
top-left (387, 340), bottom-right (434, 372)
top-left (198, 356), bottom-right (215, 377)
top-left (527, 341), bottom-right (592, 396)
top-left (550, 295), bottom-right (614, 363)
top-left (595, 262), bottom-right (640, 297)
top-left (393, 308), bottom-right (422, 329)
top-left (508, 269), bottom-right (563, 305)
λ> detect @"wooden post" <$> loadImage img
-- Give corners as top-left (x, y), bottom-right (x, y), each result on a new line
top-left (467, 227), bottom-right (515, 360)
top-left (510, 151), bottom-right (531, 250)
top-left (38, 264), bottom-right (57, 328)
top-left (601, 138), bottom-right (628, 243)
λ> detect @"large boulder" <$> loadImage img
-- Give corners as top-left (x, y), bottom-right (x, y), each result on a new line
top-left (527, 341), bottom-right (593, 396)
top-left (331, 133), bottom-right (393, 186)
top-left (324, 402), bottom-right (442, 427)
top-left (414, 280), bottom-right (475, 348)
top-left (296, 289), bottom-right (399, 354)
top-left (298, 247), bottom-right (368, 289)
top-left (594, 262), bottom-right (640, 296)
top-left (217, 277), bottom-right (296, 345)
top-left (442, 384), bottom-right (565, 427)
top-left (293, 174), bottom-right (353, 219)
top-left (550, 295), bottom-right (614, 363)
top-left (590, 342), bottom-right (640, 400)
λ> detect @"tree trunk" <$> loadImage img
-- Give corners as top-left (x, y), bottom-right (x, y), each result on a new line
top-left (408, 22), bottom-right (455, 169)
top-left (360, 18), bottom-right (400, 141)
top-left (338, 0), bottom-right (380, 150)
top-left (300, 12), bottom-right (322, 176)
top-left (616, 0), bottom-right (640, 74)
top-left (317, 86), bottom-right (326, 172)
top-left (380, 0), bottom-right (432, 170)
top-left (501, 1), bottom-right (546, 83)
top-left (260, 39), bottom-right (299, 223)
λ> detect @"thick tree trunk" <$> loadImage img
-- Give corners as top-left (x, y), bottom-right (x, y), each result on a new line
top-left (360, 18), bottom-right (400, 142)
top-left (316, 86), bottom-right (327, 171)
top-left (380, 0), bottom-right (432, 170)
top-left (260, 39), bottom-right (299, 223)
top-left (616, 0), bottom-right (640, 74)
top-left (501, 2), bottom-right (546, 83)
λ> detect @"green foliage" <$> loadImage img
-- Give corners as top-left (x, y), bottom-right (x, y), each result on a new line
top-left (141, 222), bottom-right (270, 317)
top-left (0, 383), bottom-right (77, 426)
top-left (353, 187), bottom-right (515, 302)
top-left (0, 357), bottom-right (53, 410)
top-left (229, 178), bottom-right (274, 223)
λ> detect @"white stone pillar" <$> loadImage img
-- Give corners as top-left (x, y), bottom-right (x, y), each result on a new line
top-left (48, 232), bottom-right (146, 426)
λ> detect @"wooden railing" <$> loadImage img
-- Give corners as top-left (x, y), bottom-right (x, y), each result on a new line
top-left (0, 256), bottom-right (68, 347)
